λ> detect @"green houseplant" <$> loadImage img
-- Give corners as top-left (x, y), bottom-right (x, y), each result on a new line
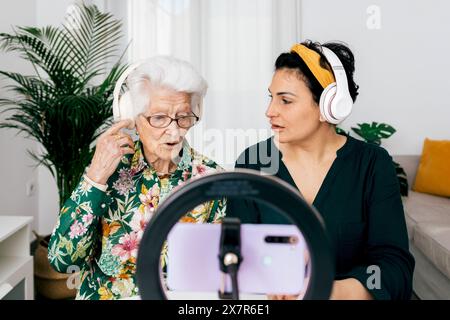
top-left (337, 122), bottom-right (409, 196)
top-left (0, 3), bottom-right (127, 299)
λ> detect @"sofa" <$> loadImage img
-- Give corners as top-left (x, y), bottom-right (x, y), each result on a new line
top-left (394, 155), bottom-right (450, 300)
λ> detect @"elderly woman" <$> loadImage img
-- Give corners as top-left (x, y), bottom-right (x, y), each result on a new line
top-left (48, 56), bottom-right (226, 300)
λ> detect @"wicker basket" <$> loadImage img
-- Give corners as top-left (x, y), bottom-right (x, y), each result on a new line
top-left (34, 235), bottom-right (78, 300)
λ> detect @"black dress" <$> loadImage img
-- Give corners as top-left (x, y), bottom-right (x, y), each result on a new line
top-left (227, 134), bottom-right (415, 300)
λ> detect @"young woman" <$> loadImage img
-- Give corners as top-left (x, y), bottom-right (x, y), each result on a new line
top-left (229, 41), bottom-right (414, 300)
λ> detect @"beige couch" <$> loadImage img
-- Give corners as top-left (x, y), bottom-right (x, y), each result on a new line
top-left (394, 155), bottom-right (450, 300)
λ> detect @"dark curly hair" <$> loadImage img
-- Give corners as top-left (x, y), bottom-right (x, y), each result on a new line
top-left (275, 40), bottom-right (359, 104)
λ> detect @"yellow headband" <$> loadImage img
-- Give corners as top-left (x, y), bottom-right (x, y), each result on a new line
top-left (290, 44), bottom-right (335, 89)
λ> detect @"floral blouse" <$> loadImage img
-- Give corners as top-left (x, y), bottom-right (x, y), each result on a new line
top-left (48, 140), bottom-right (226, 300)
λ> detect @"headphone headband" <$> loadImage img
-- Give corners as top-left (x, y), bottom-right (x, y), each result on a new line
top-left (320, 47), bottom-right (351, 98)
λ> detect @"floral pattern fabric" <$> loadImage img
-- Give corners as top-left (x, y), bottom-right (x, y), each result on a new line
top-left (48, 140), bottom-right (226, 300)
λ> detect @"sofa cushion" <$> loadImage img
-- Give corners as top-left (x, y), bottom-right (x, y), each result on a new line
top-left (402, 191), bottom-right (450, 240)
top-left (405, 190), bottom-right (450, 207)
top-left (413, 139), bottom-right (450, 197)
top-left (403, 191), bottom-right (450, 223)
top-left (413, 222), bottom-right (450, 280)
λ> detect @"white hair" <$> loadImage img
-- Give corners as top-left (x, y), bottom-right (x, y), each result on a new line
top-left (127, 56), bottom-right (208, 119)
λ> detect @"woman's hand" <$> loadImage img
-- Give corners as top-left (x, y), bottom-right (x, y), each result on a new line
top-left (329, 279), bottom-right (373, 300)
top-left (86, 120), bottom-right (135, 185)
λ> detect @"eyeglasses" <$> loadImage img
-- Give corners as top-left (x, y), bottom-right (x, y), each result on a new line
top-left (145, 113), bottom-right (199, 129)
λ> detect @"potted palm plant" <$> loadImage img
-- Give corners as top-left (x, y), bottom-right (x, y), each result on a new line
top-left (0, 3), bottom-right (127, 299)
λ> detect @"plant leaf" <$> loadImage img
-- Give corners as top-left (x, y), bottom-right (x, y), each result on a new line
top-left (351, 122), bottom-right (396, 145)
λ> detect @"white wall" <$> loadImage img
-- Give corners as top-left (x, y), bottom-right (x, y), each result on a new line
top-left (0, 0), bottom-right (39, 234)
top-left (301, 0), bottom-right (450, 155)
top-left (36, 0), bottom-right (73, 26)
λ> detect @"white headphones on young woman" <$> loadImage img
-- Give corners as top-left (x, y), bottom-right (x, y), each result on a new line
top-left (318, 47), bottom-right (353, 125)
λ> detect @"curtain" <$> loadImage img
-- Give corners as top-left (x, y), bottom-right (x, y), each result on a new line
top-left (126, 0), bottom-right (302, 169)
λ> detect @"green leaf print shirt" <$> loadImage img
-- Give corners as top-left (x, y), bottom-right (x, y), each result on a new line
top-left (48, 139), bottom-right (226, 300)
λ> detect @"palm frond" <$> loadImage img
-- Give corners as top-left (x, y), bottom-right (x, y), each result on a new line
top-left (62, 3), bottom-right (123, 82)
top-left (0, 3), bottom-right (127, 205)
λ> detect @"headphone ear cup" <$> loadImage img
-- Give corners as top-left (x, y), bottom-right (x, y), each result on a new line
top-left (115, 91), bottom-right (135, 128)
top-left (319, 83), bottom-right (337, 124)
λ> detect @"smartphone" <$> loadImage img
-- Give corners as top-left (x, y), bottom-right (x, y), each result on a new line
top-left (166, 223), bottom-right (307, 295)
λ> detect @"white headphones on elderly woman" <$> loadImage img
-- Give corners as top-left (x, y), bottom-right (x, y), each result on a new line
top-left (318, 47), bottom-right (353, 125)
top-left (112, 62), bottom-right (143, 128)
top-left (112, 60), bottom-right (205, 129)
